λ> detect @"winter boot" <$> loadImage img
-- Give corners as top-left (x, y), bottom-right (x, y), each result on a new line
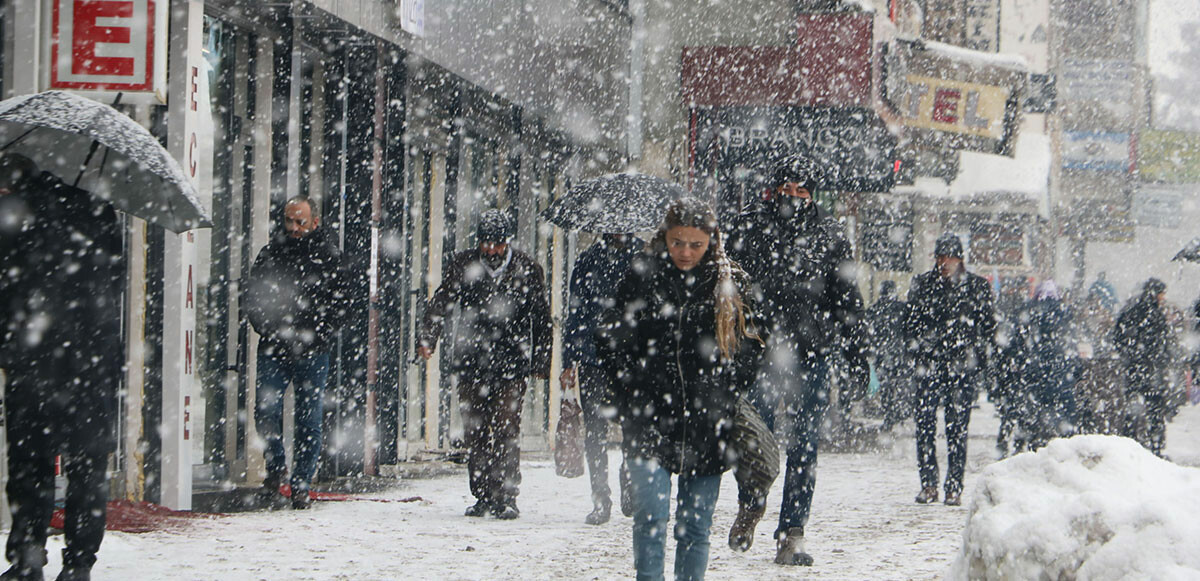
top-left (53, 567), bottom-right (89, 581)
top-left (56, 549), bottom-right (94, 581)
top-left (1, 546), bottom-right (47, 581)
top-left (728, 501), bottom-right (766, 552)
top-left (914, 486), bottom-right (939, 504)
top-left (774, 528), bottom-right (813, 566)
top-left (492, 502), bottom-right (520, 520)
top-left (258, 473), bottom-right (290, 510)
top-left (944, 490), bottom-right (962, 506)
top-left (464, 500), bottom-right (491, 517)
top-left (585, 497), bottom-right (612, 526)
top-left (291, 487), bottom-right (313, 510)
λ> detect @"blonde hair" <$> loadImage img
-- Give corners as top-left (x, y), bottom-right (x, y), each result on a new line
top-left (653, 198), bottom-right (760, 359)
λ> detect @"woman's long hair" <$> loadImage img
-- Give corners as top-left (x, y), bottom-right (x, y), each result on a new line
top-left (651, 197), bottom-right (760, 359)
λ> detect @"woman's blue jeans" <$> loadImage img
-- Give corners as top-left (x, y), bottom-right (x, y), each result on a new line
top-left (627, 457), bottom-right (721, 581)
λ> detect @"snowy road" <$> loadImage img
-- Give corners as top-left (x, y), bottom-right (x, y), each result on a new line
top-left (46, 403), bottom-right (1200, 580)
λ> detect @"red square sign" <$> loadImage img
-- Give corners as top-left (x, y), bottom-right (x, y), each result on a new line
top-left (50, 0), bottom-right (157, 91)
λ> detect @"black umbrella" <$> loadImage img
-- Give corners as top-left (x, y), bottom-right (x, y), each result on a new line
top-left (1173, 237), bottom-right (1200, 262)
top-left (0, 91), bottom-right (210, 233)
top-left (541, 172), bottom-right (687, 233)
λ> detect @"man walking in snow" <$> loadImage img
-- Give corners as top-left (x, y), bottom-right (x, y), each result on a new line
top-left (905, 233), bottom-right (995, 506)
top-left (419, 210), bottom-right (552, 520)
top-left (0, 153), bottom-right (123, 581)
top-left (1113, 278), bottom-right (1176, 457)
top-left (726, 153), bottom-right (869, 566)
top-left (245, 196), bottom-right (346, 510)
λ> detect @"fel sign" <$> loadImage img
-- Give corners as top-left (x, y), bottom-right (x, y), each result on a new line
top-left (51, 0), bottom-right (166, 95)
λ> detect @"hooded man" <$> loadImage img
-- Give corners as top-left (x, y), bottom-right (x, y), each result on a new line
top-left (245, 196), bottom-right (346, 510)
top-left (0, 153), bottom-right (123, 581)
top-left (904, 233), bottom-right (995, 506)
top-left (726, 153), bottom-right (869, 566)
top-left (418, 209), bottom-right (552, 519)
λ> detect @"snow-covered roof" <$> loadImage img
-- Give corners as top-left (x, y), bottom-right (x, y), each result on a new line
top-left (919, 39), bottom-right (1030, 72)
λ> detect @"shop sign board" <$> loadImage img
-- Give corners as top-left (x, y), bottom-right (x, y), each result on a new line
top-left (1133, 186), bottom-right (1187, 229)
top-left (883, 39), bottom-right (1026, 156)
top-left (1138, 130), bottom-right (1200, 183)
top-left (691, 106), bottom-right (897, 194)
top-left (49, 0), bottom-right (167, 96)
top-left (1062, 131), bottom-right (1131, 172)
top-left (400, 0), bottom-right (425, 37)
top-left (1058, 60), bottom-right (1136, 117)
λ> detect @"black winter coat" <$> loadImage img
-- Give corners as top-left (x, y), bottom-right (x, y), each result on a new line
top-left (244, 228), bottom-right (346, 356)
top-left (905, 268), bottom-right (996, 376)
top-left (1113, 290), bottom-right (1175, 393)
top-left (1015, 297), bottom-right (1078, 405)
top-left (867, 294), bottom-right (910, 374)
top-left (726, 203), bottom-right (866, 366)
top-left (563, 240), bottom-right (640, 369)
top-left (0, 172), bottom-right (122, 370)
top-left (419, 248), bottom-right (552, 380)
top-left (598, 252), bottom-right (763, 477)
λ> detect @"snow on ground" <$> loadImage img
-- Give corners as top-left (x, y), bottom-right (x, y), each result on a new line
top-left (27, 402), bottom-right (1200, 580)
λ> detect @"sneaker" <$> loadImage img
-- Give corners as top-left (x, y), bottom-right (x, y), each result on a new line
top-left (728, 502), bottom-right (766, 552)
top-left (944, 491), bottom-right (962, 506)
top-left (915, 486), bottom-right (939, 504)
top-left (585, 498), bottom-right (611, 526)
top-left (464, 501), bottom-right (491, 517)
top-left (774, 528), bottom-right (813, 566)
top-left (492, 503), bottom-right (520, 520)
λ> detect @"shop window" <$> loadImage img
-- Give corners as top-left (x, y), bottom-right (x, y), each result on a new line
top-left (970, 222), bottom-right (1024, 266)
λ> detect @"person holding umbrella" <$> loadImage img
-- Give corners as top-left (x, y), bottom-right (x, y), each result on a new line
top-left (598, 197), bottom-right (763, 581)
top-left (0, 153), bottom-right (123, 581)
top-left (561, 232), bottom-right (641, 525)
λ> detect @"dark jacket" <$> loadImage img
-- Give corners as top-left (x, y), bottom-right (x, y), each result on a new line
top-left (419, 248), bottom-right (552, 380)
top-left (244, 227), bottom-right (346, 356)
top-left (598, 252), bottom-right (763, 477)
top-left (1015, 296), bottom-right (1078, 407)
top-left (0, 172), bottom-right (122, 370)
top-left (905, 267), bottom-right (996, 376)
top-left (1113, 289), bottom-right (1174, 393)
top-left (867, 292), bottom-right (909, 374)
top-left (726, 202), bottom-right (867, 368)
top-left (563, 239), bottom-right (640, 369)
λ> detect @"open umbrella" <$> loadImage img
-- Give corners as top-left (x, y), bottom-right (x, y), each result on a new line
top-left (1173, 237), bottom-right (1200, 262)
top-left (541, 172), bottom-right (687, 233)
top-left (0, 91), bottom-right (210, 233)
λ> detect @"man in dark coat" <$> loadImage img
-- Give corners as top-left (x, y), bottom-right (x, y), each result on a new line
top-left (0, 153), bottom-right (123, 581)
top-left (561, 233), bottom-right (639, 525)
top-left (244, 196), bottom-right (345, 509)
top-left (1113, 278), bottom-right (1175, 457)
top-left (419, 210), bottom-right (552, 520)
top-left (725, 154), bottom-right (869, 566)
top-left (866, 280), bottom-right (913, 431)
top-left (905, 233), bottom-right (995, 506)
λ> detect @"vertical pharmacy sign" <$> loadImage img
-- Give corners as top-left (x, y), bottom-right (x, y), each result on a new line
top-left (50, 0), bottom-right (168, 97)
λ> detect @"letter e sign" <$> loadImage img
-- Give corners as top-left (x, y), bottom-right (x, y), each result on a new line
top-left (51, 0), bottom-right (157, 91)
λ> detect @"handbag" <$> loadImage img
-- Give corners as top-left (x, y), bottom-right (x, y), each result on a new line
top-left (555, 391), bottom-right (586, 478)
top-left (729, 395), bottom-right (779, 503)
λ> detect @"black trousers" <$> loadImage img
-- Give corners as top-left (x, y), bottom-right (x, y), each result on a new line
top-left (578, 365), bottom-right (620, 505)
top-left (4, 356), bottom-right (117, 570)
top-left (914, 367), bottom-right (974, 496)
top-left (458, 377), bottom-right (526, 506)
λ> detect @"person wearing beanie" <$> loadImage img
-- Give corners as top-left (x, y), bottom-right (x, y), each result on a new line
top-left (1112, 277), bottom-right (1176, 457)
top-left (904, 233), bottom-right (995, 506)
top-left (725, 153), bottom-right (870, 566)
top-left (418, 209), bottom-right (552, 519)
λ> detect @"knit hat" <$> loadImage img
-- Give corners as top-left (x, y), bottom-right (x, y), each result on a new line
top-left (477, 209), bottom-right (512, 243)
top-left (768, 153), bottom-right (823, 195)
top-left (934, 233), bottom-right (964, 259)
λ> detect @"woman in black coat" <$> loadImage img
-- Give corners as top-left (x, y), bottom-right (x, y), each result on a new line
top-left (599, 198), bottom-right (762, 581)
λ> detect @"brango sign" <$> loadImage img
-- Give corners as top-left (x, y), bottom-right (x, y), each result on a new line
top-left (50, 0), bottom-right (167, 95)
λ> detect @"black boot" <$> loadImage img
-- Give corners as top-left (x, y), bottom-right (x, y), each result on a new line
top-left (258, 473), bottom-right (290, 510)
top-left (56, 549), bottom-right (94, 581)
top-left (585, 497), bottom-right (611, 525)
top-left (1, 546), bottom-right (47, 581)
top-left (464, 500), bottom-right (491, 517)
top-left (54, 567), bottom-right (89, 581)
top-left (492, 501), bottom-right (520, 520)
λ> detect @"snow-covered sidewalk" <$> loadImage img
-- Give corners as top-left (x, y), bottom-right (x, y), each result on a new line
top-left (38, 403), bottom-right (1200, 580)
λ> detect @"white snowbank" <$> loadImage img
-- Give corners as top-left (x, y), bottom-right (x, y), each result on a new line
top-left (950, 435), bottom-right (1200, 580)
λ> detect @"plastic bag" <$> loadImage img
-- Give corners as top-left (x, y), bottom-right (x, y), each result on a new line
top-left (555, 393), bottom-right (585, 478)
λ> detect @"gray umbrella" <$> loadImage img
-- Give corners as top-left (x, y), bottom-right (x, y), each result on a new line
top-left (0, 91), bottom-right (210, 233)
top-left (1173, 237), bottom-right (1200, 262)
top-left (541, 172), bottom-right (688, 233)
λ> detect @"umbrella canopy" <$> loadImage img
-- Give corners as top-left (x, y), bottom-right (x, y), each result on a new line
top-left (541, 172), bottom-right (687, 233)
top-left (1174, 237), bottom-right (1200, 262)
top-left (0, 91), bottom-right (210, 233)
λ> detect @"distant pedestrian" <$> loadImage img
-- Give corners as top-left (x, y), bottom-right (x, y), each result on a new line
top-left (0, 153), bottom-right (123, 581)
top-left (244, 196), bottom-right (346, 510)
top-left (905, 233), bottom-right (995, 506)
top-left (561, 233), bottom-right (640, 525)
top-left (991, 277), bottom-right (1030, 457)
top-left (418, 210), bottom-right (552, 520)
top-left (1113, 278), bottom-right (1176, 457)
top-left (1012, 280), bottom-right (1078, 451)
top-left (598, 198), bottom-right (763, 581)
top-left (725, 154), bottom-right (869, 566)
top-left (866, 280), bottom-right (913, 431)
top-left (1073, 286), bottom-right (1124, 435)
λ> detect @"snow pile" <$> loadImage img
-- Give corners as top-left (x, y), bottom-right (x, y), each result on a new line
top-left (950, 435), bottom-right (1200, 580)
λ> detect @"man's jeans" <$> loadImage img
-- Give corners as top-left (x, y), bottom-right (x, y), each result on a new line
top-left (627, 457), bottom-right (721, 581)
top-left (750, 345), bottom-right (829, 537)
top-left (255, 346), bottom-right (330, 492)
